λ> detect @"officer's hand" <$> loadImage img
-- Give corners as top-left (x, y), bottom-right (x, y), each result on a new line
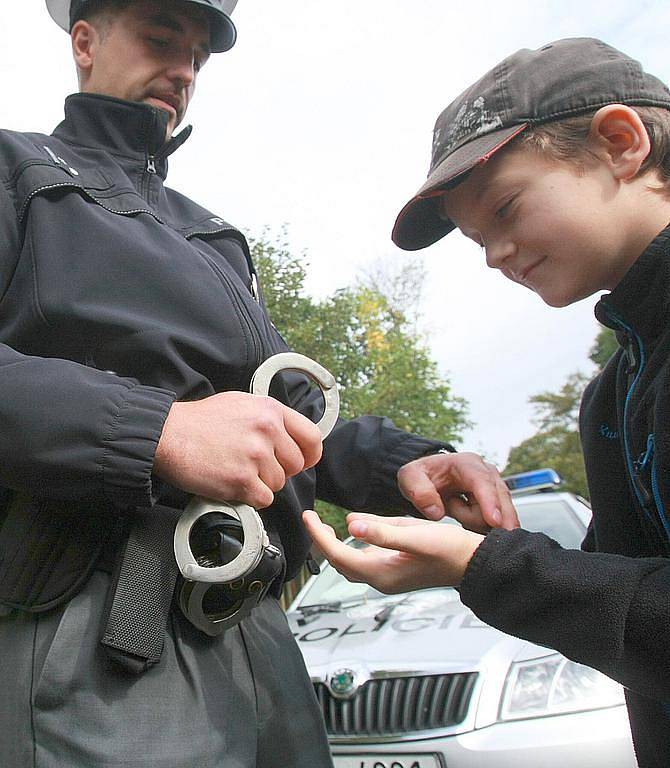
top-left (154, 391), bottom-right (323, 509)
top-left (303, 510), bottom-right (485, 592)
top-left (397, 451), bottom-right (519, 532)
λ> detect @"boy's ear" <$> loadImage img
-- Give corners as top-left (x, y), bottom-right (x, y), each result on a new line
top-left (588, 104), bottom-right (651, 181)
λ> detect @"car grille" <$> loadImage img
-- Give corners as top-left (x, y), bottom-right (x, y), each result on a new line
top-left (314, 672), bottom-right (478, 736)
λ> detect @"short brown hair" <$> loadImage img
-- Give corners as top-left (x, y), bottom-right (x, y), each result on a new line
top-left (517, 106), bottom-right (670, 191)
top-left (72, 0), bottom-right (133, 29)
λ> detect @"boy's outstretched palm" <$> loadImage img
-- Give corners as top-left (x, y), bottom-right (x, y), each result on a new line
top-left (303, 511), bottom-right (486, 592)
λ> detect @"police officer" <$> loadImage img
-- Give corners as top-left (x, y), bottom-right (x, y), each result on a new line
top-left (0, 2), bottom-right (517, 765)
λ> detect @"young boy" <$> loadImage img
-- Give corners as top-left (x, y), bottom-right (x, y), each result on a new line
top-left (303, 38), bottom-right (670, 766)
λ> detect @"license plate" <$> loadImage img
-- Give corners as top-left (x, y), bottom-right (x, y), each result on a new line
top-left (333, 754), bottom-right (442, 768)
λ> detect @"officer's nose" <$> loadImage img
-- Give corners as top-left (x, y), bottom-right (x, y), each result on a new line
top-left (168, 56), bottom-right (196, 91)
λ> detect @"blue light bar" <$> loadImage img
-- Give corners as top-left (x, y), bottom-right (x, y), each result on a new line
top-left (503, 468), bottom-right (562, 493)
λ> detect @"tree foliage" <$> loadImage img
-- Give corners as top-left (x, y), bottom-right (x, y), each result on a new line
top-left (589, 326), bottom-right (618, 370)
top-left (503, 373), bottom-right (590, 497)
top-left (527, 372), bottom-right (590, 432)
top-left (503, 324), bottom-right (622, 498)
top-left (249, 231), bottom-right (470, 535)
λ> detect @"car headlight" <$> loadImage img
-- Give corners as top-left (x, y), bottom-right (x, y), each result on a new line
top-left (499, 653), bottom-right (625, 721)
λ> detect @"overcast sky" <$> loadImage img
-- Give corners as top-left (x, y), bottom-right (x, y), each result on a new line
top-left (5, 1), bottom-right (670, 464)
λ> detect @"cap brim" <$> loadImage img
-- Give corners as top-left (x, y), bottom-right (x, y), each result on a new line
top-left (392, 123), bottom-right (528, 251)
top-left (46, 0), bottom-right (70, 31)
top-left (198, 4), bottom-right (237, 53)
top-left (45, 0), bottom-right (237, 53)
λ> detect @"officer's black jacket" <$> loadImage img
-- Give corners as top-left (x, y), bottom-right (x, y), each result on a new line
top-left (0, 93), bottom-right (444, 610)
top-left (460, 226), bottom-right (670, 767)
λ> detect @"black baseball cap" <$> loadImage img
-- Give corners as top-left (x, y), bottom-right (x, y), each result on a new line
top-left (392, 37), bottom-right (670, 251)
top-left (46, 0), bottom-right (238, 53)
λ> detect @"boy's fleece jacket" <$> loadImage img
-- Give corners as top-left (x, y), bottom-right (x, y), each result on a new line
top-left (460, 225), bottom-right (670, 767)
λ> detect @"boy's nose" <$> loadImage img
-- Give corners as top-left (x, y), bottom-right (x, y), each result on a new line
top-left (484, 236), bottom-right (517, 270)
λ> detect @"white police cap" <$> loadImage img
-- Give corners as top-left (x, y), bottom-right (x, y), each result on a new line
top-left (45, 0), bottom-right (238, 52)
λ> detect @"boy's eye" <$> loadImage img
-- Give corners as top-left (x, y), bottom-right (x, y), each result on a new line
top-left (495, 196), bottom-right (517, 220)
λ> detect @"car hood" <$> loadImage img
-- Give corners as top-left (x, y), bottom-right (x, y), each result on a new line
top-left (287, 588), bottom-right (544, 673)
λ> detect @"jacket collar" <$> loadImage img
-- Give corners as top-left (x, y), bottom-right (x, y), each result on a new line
top-left (595, 223), bottom-right (670, 342)
top-left (52, 92), bottom-right (192, 180)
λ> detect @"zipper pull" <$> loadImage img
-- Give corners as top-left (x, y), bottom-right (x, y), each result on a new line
top-left (636, 434), bottom-right (655, 471)
top-left (147, 156), bottom-right (157, 174)
top-left (250, 273), bottom-right (261, 303)
top-left (625, 341), bottom-right (637, 374)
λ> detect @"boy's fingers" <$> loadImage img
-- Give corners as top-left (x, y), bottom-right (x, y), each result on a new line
top-left (347, 512), bottom-right (427, 528)
top-left (302, 510), bottom-right (337, 540)
top-left (303, 511), bottom-right (376, 580)
top-left (348, 518), bottom-right (430, 556)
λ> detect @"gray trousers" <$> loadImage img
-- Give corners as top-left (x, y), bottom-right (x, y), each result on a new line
top-left (0, 571), bottom-right (334, 768)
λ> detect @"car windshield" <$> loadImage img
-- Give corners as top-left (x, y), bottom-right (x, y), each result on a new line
top-left (515, 498), bottom-right (586, 547)
top-left (296, 496), bottom-right (588, 608)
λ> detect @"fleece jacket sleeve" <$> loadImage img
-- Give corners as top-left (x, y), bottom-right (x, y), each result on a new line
top-left (459, 527), bottom-right (670, 701)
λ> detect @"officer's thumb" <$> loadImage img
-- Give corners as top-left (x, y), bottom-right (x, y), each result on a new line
top-left (407, 484), bottom-right (445, 521)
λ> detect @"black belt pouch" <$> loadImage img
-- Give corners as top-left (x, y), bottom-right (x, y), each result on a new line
top-left (0, 493), bottom-right (117, 612)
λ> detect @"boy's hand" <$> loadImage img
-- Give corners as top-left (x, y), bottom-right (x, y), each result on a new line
top-left (397, 451), bottom-right (519, 531)
top-left (303, 510), bottom-right (485, 592)
top-left (154, 391), bottom-right (323, 509)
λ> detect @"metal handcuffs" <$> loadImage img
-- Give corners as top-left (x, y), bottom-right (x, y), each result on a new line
top-left (174, 352), bottom-right (340, 636)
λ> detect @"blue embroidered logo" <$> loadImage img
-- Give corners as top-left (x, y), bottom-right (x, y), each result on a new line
top-left (599, 423), bottom-right (619, 440)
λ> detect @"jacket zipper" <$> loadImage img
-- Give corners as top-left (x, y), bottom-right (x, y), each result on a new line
top-left (607, 308), bottom-right (670, 544)
top-left (141, 154), bottom-right (157, 203)
top-left (606, 311), bottom-right (653, 511)
top-left (141, 107), bottom-right (162, 202)
top-left (650, 439), bottom-right (670, 540)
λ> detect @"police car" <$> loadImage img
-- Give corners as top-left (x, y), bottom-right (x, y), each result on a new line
top-left (287, 470), bottom-right (637, 768)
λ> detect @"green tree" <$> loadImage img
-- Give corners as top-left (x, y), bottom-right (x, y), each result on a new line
top-left (589, 326), bottom-right (618, 370)
top-left (250, 231), bottom-right (470, 535)
top-left (503, 323), bottom-right (623, 498)
top-left (527, 372), bottom-right (589, 432)
top-left (503, 372), bottom-right (590, 498)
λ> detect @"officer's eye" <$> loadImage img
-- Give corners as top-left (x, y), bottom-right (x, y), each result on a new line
top-left (148, 37), bottom-right (170, 49)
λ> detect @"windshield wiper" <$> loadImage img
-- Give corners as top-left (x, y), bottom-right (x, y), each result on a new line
top-left (373, 593), bottom-right (416, 628)
top-left (294, 602), bottom-right (343, 625)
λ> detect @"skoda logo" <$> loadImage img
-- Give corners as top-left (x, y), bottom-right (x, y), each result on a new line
top-left (329, 668), bottom-right (357, 698)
